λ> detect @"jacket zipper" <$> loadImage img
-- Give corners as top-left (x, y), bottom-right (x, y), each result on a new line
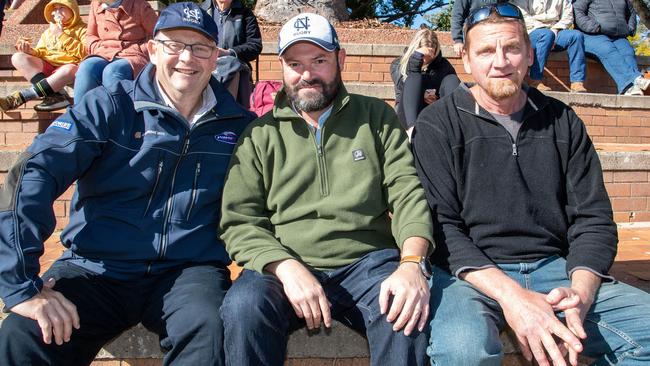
top-left (158, 136), bottom-right (190, 260)
top-left (143, 158), bottom-right (164, 218)
top-left (186, 160), bottom-right (201, 221)
top-left (154, 112), bottom-right (242, 262)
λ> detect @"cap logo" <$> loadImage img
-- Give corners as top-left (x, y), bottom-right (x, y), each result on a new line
top-left (183, 7), bottom-right (201, 24)
top-left (293, 16), bottom-right (311, 32)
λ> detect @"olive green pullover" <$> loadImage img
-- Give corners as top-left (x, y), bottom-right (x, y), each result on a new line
top-left (220, 86), bottom-right (434, 273)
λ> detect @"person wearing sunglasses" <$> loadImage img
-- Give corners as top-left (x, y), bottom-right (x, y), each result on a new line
top-left (0, 3), bottom-right (255, 365)
top-left (413, 3), bottom-right (650, 366)
top-left (512, 0), bottom-right (587, 92)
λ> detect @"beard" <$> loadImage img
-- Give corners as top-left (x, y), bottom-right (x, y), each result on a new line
top-left (485, 78), bottom-right (520, 101)
top-left (284, 64), bottom-right (342, 113)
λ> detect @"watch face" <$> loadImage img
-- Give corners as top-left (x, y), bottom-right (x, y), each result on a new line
top-left (421, 258), bottom-right (433, 279)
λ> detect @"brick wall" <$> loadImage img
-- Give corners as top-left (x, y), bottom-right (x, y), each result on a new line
top-left (253, 45), bottom-right (648, 95)
top-left (579, 107), bottom-right (650, 144)
top-left (605, 171), bottom-right (650, 223)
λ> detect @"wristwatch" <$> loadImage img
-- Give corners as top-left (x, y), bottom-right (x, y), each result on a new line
top-left (399, 255), bottom-right (432, 279)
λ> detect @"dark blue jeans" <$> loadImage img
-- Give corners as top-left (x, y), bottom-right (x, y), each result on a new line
top-left (529, 28), bottom-right (586, 82)
top-left (0, 259), bottom-right (230, 366)
top-left (221, 248), bottom-right (429, 366)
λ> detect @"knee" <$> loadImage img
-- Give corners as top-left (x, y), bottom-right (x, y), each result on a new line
top-left (102, 61), bottom-right (132, 82)
top-left (57, 64), bottom-right (78, 79)
top-left (565, 30), bottom-right (584, 43)
top-left (0, 313), bottom-right (41, 350)
top-left (11, 52), bottom-right (31, 69)
top-left (221, 277), bottom-right (284, 330)
top-left (428, 329), bottom-right (501, 366)
top-left (534, 28), bottom-right (555, 43)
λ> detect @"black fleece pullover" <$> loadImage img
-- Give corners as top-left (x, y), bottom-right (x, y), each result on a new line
top-left (412, 84), bottom-right (617, 278)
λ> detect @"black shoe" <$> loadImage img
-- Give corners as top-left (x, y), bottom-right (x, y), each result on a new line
top-left (34, 93), bottom-right (70, 112)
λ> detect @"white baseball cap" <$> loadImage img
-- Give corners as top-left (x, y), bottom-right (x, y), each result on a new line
top-left (278, 13), bottom-right (340, 55)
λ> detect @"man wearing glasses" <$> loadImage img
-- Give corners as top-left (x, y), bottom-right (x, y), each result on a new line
top-left (413, 3), bottom-right (650, 366)
top-left (0, 3), bottom-right (254, 365)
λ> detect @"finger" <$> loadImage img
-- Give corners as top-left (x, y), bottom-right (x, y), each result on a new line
top-left (393, 296), bottom-right (416, 333)
top-left (516, 335), bottom-right (533, 362)
top-left (386, 289), bottom-right (407, 323)
top-left (300, 303), bottom-right (314, 330)
top-left (379, 282), bottom-right (390, 315)
top-left (540, 332), bottom-right (567, 366)
top-left (569, 347), bottom-right (579, 366)
top-left (49, 299), bottom-right (73, 343)
top-left (529, 338), bottom-right (551, 366)
top-left (35, 311), bottom-right (53, 344)
top-left (56, 296), bottom-right (80, 330)
top-left (44, 278), bottom-right (56, 289)
top-left (418, 302), bottom-right (429, 332)
top-left (44, 305), bottom-right (65, 345)
top-left (403, 303), bottom-right (422, 336)
top-left (318, 293), bottom-right (332, 328)
top-left (565, 310), bottom-right (587, 339)
top-left (289, 300), bottom-right (304, 320)
top-left (552, 320), bottom-right (583, 353)
top-left (306, 297), bottom-right (322, 329)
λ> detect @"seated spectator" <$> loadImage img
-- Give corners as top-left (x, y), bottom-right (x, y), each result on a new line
top-left (513, 0), bottom-right (587, 92)
top-left (451, 0), bottom-right (499, 56)
top-left (73, 0), bottom-right (158, 103)
top-left (573, 0), bottom-right (650, 95)
top-left (390, 28), bottom-right (460, 135)
top-left (0, 0), bottom-right (86, 112)
top-left (201, 0), bottom-right (262, 108)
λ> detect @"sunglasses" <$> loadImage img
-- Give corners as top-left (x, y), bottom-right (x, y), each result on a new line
top-left (465, 2), bottom-right (524, 34)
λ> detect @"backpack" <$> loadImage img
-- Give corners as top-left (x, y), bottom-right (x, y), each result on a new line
top-left (249, 80), bottom-right (282, 117)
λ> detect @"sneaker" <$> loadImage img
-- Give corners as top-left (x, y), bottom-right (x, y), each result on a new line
top-left (634, 76), bottom-right (650, 91)
top-left (624, 85), bottom-right (644, 96)
top-left (570, 82), bottom-right (587, 93)
top-left (0, 91), bottom-right (26, 112)
top-left (33, 93), bottom-right (70, 112)
top-left (530, 80), bottom-right (551, 91)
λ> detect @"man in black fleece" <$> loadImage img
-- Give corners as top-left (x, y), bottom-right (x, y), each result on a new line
top-left (412, 3), bottom-right (650, 366)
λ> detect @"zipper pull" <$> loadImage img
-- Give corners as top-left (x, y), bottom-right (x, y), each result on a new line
top-left (512, 143), bottom-right (518, 156)
top-left (182, 138), bottom-right (190, 155)
top-left (317, 146), bottom-right (323, 156)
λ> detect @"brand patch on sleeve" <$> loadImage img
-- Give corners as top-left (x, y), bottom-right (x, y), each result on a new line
top-left (50, 120), bottom-right (73, 131)
top-left (215, 131), bottom-right (238, 145)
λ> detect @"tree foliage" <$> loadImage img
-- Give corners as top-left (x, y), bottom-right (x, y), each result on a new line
top-left (424, 0), bottom-right (452, 31)
top-left (629, 23), bottom-right (650, 56)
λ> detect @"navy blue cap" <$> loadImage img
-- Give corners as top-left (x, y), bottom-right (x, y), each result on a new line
top-left (153, 2), bottom-right (218, 44)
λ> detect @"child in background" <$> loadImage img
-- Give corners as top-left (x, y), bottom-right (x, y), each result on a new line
top-left (0, 0), bottom-right (86, 112)
top-left (74, 0), bottom-right (158, 103)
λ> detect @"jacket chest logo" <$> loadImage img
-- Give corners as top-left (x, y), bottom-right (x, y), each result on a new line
top-left (352, 149), bottom-right (366, 162)
top-left (215, 131), bottom-right (238, 145)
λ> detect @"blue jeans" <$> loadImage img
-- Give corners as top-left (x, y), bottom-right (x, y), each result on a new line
top-left (73, 57), bottom-right (133, 103)
top-left (584, 34), bottom-right (641, 94)
top-left (529, 28), bottom-right (586, 82)
top-left (428, 256), bottom-right (650, 365)
top-left (0, 260), bottom-right (230, 366)
top-left (221, 248), bottom-right (429, 366)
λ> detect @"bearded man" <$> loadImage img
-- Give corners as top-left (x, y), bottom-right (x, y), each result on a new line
top-left (218, 12), bottom-right (435, 366)
top-left (412, 4), bottom-right (650, 366)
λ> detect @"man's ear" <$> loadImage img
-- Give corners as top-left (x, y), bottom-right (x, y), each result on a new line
top-left (461, 48), bottom-right (471, 75)
top-left (337, 48), bottom-right (346, 70)
top-left (147, 39), bottom-right (157, 65)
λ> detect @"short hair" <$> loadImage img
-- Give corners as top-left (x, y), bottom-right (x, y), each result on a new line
top-left (463, 13), bottom-right (530, 52)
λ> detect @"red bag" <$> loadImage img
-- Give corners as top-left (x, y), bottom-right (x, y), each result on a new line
top-left (249, 80), bottom-right (283, 117)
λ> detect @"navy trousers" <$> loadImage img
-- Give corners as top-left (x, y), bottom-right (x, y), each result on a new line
top-left (0, 260), bottom-right (230, 366)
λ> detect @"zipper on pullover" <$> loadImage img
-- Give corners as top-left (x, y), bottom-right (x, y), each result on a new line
top-left (308, 126), bottom-right (330, 196)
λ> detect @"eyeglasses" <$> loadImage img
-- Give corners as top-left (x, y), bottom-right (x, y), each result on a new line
top-left (465, 3), bottom-right (524, 33)
top-left (154, 39), bottom-right (216, 59)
